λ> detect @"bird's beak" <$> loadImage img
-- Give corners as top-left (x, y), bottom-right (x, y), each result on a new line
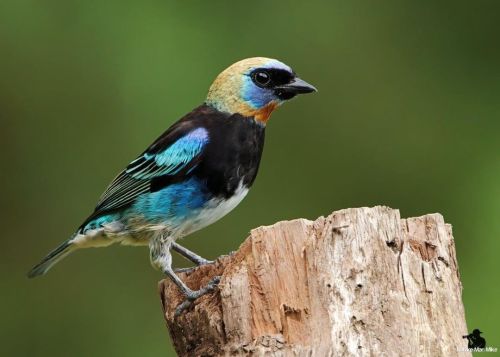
top-left (276, 77), bottom-right (317, 95)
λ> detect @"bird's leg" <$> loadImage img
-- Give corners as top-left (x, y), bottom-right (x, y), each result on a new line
top-left (151, 234), bottom-right (220, 316)
top-left (171, 241), bottom-right (213, 266)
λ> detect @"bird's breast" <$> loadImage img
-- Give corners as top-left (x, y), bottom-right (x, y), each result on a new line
top-left (197, 115), bottom-right (265, 199)
top-left (175, 180), bottom-right (249, 237)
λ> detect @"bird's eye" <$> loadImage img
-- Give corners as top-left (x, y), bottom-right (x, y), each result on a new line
top-left (252, 70), bottom-right (271, 87)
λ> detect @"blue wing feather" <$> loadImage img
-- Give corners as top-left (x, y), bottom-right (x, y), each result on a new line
top-left (126, 128), bottom-right (209, 179)
top-left (80, 127), bottom-right (209, 230)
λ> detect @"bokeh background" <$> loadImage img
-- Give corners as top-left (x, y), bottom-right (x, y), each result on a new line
top-left (1, 1), bottom-right (499, 355)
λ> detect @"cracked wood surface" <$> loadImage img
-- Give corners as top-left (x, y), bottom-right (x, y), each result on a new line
top-left (159, 206), bottom-right (469, 356)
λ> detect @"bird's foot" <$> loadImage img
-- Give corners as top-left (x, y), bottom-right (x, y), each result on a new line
top-left (174, 259), bottom-right (215, 274)
top-left (174, 275), bottom-right (221, 317)
top-left (174, 266), bottom-right (196, 274)
top-left (194, 257), bottom-right (214, 266)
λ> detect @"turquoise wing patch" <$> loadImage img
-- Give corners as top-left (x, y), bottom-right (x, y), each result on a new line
top-left (127, 128), bottom-right (209, 179)
top-left (94, 127), bottom-right (209, 212)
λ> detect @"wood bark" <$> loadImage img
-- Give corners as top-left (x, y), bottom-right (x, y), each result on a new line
top-left (159, 206), bottom-right (469, 356)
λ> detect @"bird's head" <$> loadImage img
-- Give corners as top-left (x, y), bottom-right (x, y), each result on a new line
top-left (206, 57), bottom-right (316, 124)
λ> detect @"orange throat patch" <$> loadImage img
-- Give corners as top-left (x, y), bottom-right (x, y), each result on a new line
top-left (239, 101), bottom-right (279, 124)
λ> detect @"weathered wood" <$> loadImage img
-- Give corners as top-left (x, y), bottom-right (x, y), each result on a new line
top-left (159, 206), bottom-right (469, 356)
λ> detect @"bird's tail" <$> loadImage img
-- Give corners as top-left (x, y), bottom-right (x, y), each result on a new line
top-left (27, 239), bottom-right (75, 278)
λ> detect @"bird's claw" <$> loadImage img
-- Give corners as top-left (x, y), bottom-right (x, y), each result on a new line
top-left (174, 276), bottom-right (221, 317)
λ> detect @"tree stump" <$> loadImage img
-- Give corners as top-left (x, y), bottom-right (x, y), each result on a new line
top-left (159, 206), bottom-right (469, 356)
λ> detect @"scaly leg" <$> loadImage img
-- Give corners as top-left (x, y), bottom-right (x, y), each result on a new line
top-left (150, 234), bottom-right (220, 316)
top-left (171, 241), bottom-right (213, 267)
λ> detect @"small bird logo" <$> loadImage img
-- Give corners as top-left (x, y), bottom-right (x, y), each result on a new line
top-left (28, 57), bottom-right (316, 314)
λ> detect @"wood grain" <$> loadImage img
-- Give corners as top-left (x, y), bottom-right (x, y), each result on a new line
top-left (159, 206), bottom-right (469, 356)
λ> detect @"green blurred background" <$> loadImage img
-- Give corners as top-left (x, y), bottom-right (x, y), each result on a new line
top-left (1, 1), bottom-right (499, 355)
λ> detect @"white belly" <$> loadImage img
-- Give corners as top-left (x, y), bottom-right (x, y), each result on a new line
top-left (175, 182), bottom-right (249, 237)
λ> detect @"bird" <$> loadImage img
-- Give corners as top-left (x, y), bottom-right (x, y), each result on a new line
top-left (28, 57), bottom-right (316, 314)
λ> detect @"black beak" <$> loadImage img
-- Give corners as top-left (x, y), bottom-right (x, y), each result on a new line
top-left (274, 77), bottom-right (317, 100)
